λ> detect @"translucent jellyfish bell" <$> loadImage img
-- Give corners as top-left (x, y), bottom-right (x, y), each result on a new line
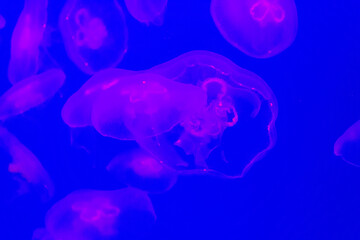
top-left (33, 188), bottom-right (156, 240)
top-left (334, 120), bottom-right (360, 167)
top-left (61, 68), bottom-right (135, 128)
top-left (0, 69), bottom-right (66, 121)
top-left (124, 0), bottom-right (168, 26)
top-left (210, 0), bottom-right (298, 58)
top-left (141, 50), bottom-right (278, 177)
top-left (8, 0), bottom-right (48, 84)
top-left (59, 0), bottom-right (128, 74)
top-left (107, 148), bottom-right (178, 193)
top-left (0, 126), bottom-right (54, 201)
top-left (91, 72), bottom-right (207, 140)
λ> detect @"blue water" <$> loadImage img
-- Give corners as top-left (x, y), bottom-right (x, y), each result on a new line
top-left (0, 0), bottom-right (359, 239)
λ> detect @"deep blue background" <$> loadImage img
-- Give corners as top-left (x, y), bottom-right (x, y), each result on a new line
top-left (0, 0), bottom-right (360, 239)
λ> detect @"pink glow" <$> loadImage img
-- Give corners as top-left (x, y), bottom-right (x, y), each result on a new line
top-left (124, 0), bottom-right (168, 25)
top-left (0, 126), bottom-right (54, 201)
top-left (0, 69), bottom-right (66, 121)
top-left (35, 188), bottom-right (155, 239)
top-left (8, 0), bottom-right (48, 84)
top-left (334, 120), bottom-right (360, 167)
top-left (59, 0), bottom-right (128, 74)
top-left (107, 148), bottom-right (178, 193)
top-left (211, 0), bottom-right (298, 58)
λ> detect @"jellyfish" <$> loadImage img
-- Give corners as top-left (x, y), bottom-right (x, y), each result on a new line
top-left (61, 68), bottom-right (135, 128)
top-left (59, 0), bottom-right (128, 75)
top-left (0, 14), bottom-right (5, 29)
top-left (210, 0), bottom-right (298, 58)
top-left (0, 69), bottom-right (66, 121)
top-left (124, 0), bottom-right (168, 26)
top-left (107, 148), bottom-right (178, 193)
top-left (91, 72), bottom-right (207, 141)
top-left (64, 51), bottom-right (277, 177)
top-left (140, 50), bottom-right (278, 177)
top-left (0, 126), bottom-right (54, 201)
top-left (334, 120), bottom-right (360, 167)
top-left (8, 0), bottom-right (48, 84)
top-left (33, 188), bottom-right (156, 240)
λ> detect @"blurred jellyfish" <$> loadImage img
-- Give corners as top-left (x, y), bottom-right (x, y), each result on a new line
top-left (141, 50), bottom-right (278, 177)
top-left (0, 126), bottom-right (54, 201)
top-left (91, 72), bottom-right (206, 140)
top-left (63, 51), bottom-right (277, 178)
top-left (33, 188), bottom-right (156, 240)
top-left (334, 120), bottom-right (360, 167)
top-left (59, 0), bottom-right (128, 75)
top-left (8, 0), bottom-right (48, 84)
top-left (124, 0), bottom-right (168, 26)
top-left (107, 148), bottom-right (178, 193)
top-left (0, 14), bottom-right (5, 29)
top-left (210, 0), bottom-right (298, 58)
top-left (0, 69), bottom-right (66, 121)
top-left (61, 68), bottom-right (134, 128)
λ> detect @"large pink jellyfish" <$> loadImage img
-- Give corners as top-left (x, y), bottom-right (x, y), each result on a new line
top-left (59, 0), bottom-right (128, 75)
top-left (0, 69), bottom-right (66, 121)
top-left (334, 120), bottom-right (360, 167)
top-left (0, 126), bottom-right (54, 201)
top-left (8, 0), bottom-right (48, 84)
top-left (62, 51), bottom-right (277, 177)
top-left (107, 148), bottom-right (178, 193)
top-left (211, 0), bottom-right (298, 58)
top-left (61, 68), bottom-right (135, 128)
top-left (33, 188), bottom-right (156, 240)
top-left (124, 0), bottom-right (168, 26)
top-left (141, 50), bottom-right (278, 177)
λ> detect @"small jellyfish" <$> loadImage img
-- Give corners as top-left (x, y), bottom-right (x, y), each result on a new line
top-left (0, 69), bottom-right (66, 121)
top-left (124, 0), bottom-right (168, 25)
top-left (107, 148), bottom-right (178, 193)
top-left (61, 68), bottom-right (135, 128)
top-left (0, 126), bottom-right (54, 201)
top-left (8, 0), bottom-right (48, 84)
top-left (91, 72), bottom-right (207, 140)
top-left (141, 50), bottom-right (278, 177)
top-left (34, 188), bottom-right (156, 240)
top-left (0, 14), bottom-right (6, 29)
top-left (59, 0), bottom-right (128, 74)
top-left (210, 0), bottom-right (298, 58)
top-left (334, 120), bottom-right (360, 167)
